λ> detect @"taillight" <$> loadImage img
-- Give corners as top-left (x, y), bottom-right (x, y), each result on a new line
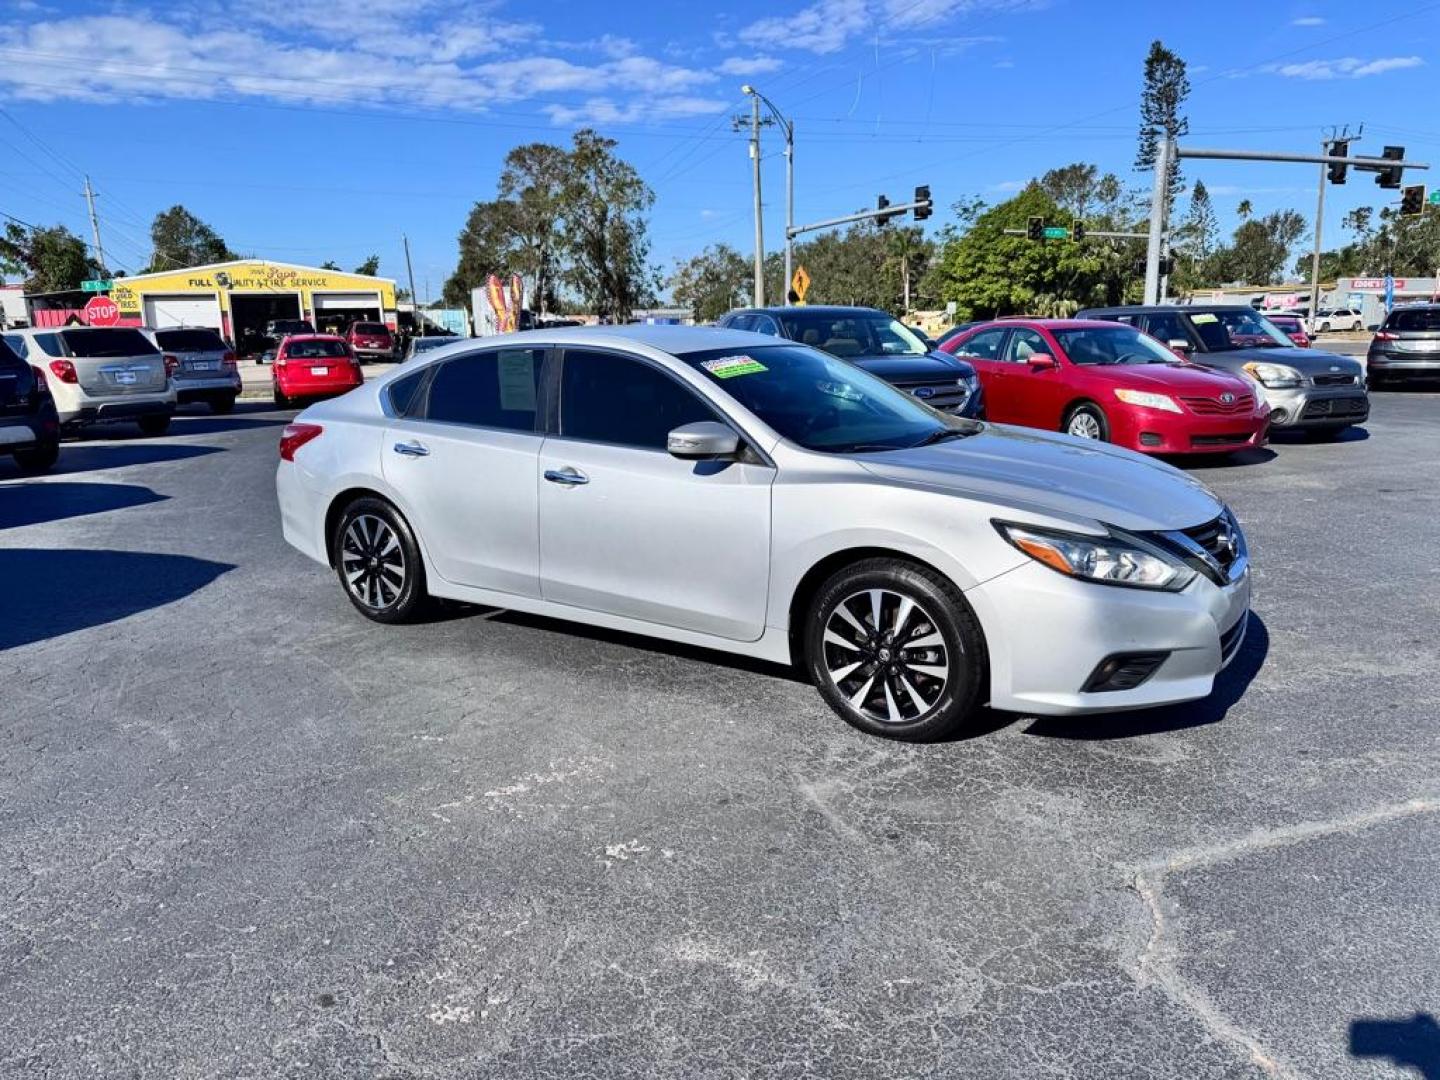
top-left (222, 350), bottom-right (238, 370)
top-left (163, 353), bottom-right (179, 376)
top-left (48, 358), bottom-right (78, 383)
top-left (279, 422), bottom-right (323, 461)
top-left (1373, 331), bottom-right (1398, 342)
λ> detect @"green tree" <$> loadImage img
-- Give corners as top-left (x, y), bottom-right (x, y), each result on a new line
top-left (442, 199), bottom-right (519, 307)
top-left (353, 254), bottom-right (380, 276)
top-left (1175, 179), bottom-right (1218, 260)
top-left (1236, 199), bottom-right (1253, 221)
top-left (1207, 210), bottom-right (1307, 284)
top-left (1135, 41), bottom-right (1190, 205)
top-left (498, 142), bottom-right (569, 315)
top-left (320, 260), bottom-right (341, 271)
top-left (560, 129), bottom-right (656, 321)
top-left (670, 243), bottom-right (751, 322)
top-left (146, 205), bottom-right (234, 272)
top-left (0, 222), bottom-right (98, 292)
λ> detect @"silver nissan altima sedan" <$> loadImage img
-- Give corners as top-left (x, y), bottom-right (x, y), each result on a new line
top-left (276, 325), bottom-right (1251, 741)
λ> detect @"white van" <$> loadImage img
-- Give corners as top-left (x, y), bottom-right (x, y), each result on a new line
top-left (4, 326), bottom-right (176, 436)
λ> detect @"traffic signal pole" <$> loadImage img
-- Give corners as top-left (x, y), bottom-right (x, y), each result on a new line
top-left (1142, 138), bottom-right (1172, 306)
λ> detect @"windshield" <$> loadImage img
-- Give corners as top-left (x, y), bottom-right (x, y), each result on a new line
top-left (286, 339), bottom-right (348, 359)
top-left (59, 328), bottom-right (160, 358)
top-left (1385, 307), bottom-right (1440, 332)
top-left (679, 344), bottom-right (973, 453)
top-left (776, 311), bottom-right (929, 358)
top-left (155, 328), bottom-right (226, 352)
top-left (1187, 310), bottom-right (1292, 351)
top-left (1053, 326), bottom-right (1181, 365)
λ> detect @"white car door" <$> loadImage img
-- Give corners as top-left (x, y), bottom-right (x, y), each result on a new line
top-left (538, 347), bottom-right (774, 642)
top-left (382, 346), bottom-right (545, 597)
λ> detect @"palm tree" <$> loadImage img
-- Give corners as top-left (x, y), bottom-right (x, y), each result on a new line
top-left (1237, 199), bottom-right (1253, 221)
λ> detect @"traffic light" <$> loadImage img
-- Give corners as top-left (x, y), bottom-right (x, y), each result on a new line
top-left (876, 193), bottom-right (891, 225)
top-left (1326, 140), bottom-right (1349, 184)
top-left (1027, 216), bottom-right (1044, 242)
top-left (1400, 184), bottom-right (1426, 216)
top-left (1375, 145), bottom-right (1404, 190)
top-left (1072, 221), bottom-right (1086, 242)
top-left (913, 184), bottom-right (932, 221)
top-left (1158, 256), bottom-right (1174, 277)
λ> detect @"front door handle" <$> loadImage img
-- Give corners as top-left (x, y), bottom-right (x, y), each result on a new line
top-left (392, 440), bottom-right (429, 457)
top-left (544, 466), bottom-right (589, 486)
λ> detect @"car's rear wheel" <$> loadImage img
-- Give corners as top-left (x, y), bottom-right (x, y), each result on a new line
top-left (137, 415), bottom-right (171, 437)
top-left (803, 558), bottom-right (986, 741)
top-left (273, 384), bottom-right (290, 408)
top-left (333, 497), bottom-right (429, 623)
top-left (13, 440), bottom-right (59, 474)
top-left (1063, 402), bottom-right (1109, 442)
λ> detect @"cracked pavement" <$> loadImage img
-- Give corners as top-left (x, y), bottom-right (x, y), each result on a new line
top-left (2, 393), bottom-right (1438, 1077)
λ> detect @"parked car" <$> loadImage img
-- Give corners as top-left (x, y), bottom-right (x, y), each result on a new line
top-left (3, 326), bottom-right (175, 436)
top-left (276, 325), bottom-right (1251, 742)
top-left (1263, 313), bottom-right (1311, 348)
top-left (940, 319), bottom-right (1268, 455)
top-left (272, 334), bottom-right (363, 408)
top-left (345, 321), bottom-right (395, 365)
top-left (404, 335), bottom-right (465, 362)
top-left (716, 306), bottom-right (983, 418)
top-left (140, 326), bottom-right (241, 414)
top-left (0, 334), bottom-right (60, 472)
top-left (1367, 303), bottom-right (1440, 388)
top-left (1309, 307), bottom-right (1364, 333)
top-left (933, 321), bottom-right (983, 350)
top-left (1078, 305), bottom-right (1369, 439)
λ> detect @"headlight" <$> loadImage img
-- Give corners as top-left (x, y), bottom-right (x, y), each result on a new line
top-left (994, 521), bottom-right (1196, 591)
top-left (1113, 388), bottom-right (1181, 413)
top-left (958, 372), bottom-right (979, 389)
top-left (1242, 362), bottom-right (1303, 389)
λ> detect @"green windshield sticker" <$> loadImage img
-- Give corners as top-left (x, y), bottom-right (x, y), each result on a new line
top-left (702, 355), bottom-right (767, 378)
top-left (1190, 312), bottom-right (1218, 324)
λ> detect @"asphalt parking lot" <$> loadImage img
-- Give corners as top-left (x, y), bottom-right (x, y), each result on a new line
top-left (3, 393), bottom-right (1438, 1078)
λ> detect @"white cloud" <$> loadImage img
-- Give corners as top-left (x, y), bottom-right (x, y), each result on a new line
top-left (1269, 55), bottom-right (1424, 79)
top-left (738, 0), bottom-right (1037, 54)
top-left (1290, 15), bottom-right (1326, 25)
top-left (991, 179), bottom-right (1025, 191)
top-left (542, 96), bottom-right (729, 126)
top-left (717, 55), bottom-right (783, 76)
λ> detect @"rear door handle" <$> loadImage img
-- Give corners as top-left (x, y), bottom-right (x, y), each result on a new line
top-left (392, 440), bottom-right (429, 457)
top-left (543, 466), bottom-right (589, 486)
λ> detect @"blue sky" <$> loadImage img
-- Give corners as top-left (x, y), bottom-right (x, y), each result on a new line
top-left (0, 0), bottom-right (1435, 297)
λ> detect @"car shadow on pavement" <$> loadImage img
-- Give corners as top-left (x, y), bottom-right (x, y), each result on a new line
top-left (1020, 611), bottom-right (1269, 740)
top-left (0, 548), bottom-right (234, 650)
top-left (1169, 447), bottom-right (1278, 470)
top-left (168, 409), bottom-right (293, 437)
top-left (1269, 425), bottom-right (1370, 445)
top-left (1350, 1014), bottom-right (1440, 1078)
top-left (0, 482), bottom-right (167, 530)
top-left (16, 443), bottom-right (222, 478)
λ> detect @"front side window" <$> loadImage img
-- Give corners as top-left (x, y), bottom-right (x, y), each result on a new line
top-left (679, 344), bottom-right (968, 454)
top-left (1003, 328), bottom-right (1049, 364)
top-left (1142, 313), bottom-right (1195, 349)
top-left (423, 348), bottom-right (542, 431)
top-left (1191, 310), bottom-right (1291, 351)
top-left (559, 349), bottom-right (719, 450)
top-left (952, 327), bottom-right (1007, 360)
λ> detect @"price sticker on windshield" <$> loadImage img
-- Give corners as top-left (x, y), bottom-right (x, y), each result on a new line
top-left (702, 355), bottom-right (767, 378)
top-left (1190, 312), bottom-right (1218, 324)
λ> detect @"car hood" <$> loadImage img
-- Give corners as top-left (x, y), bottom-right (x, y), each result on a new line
top-left (1197, 345), bottom-right (1362, 375)
top-left (1073, 361), bottom-right (1249, 394)
top-left (857, 423), bottom-right (1223, 532)
top-left (849, 351), bottom-right (975, 379)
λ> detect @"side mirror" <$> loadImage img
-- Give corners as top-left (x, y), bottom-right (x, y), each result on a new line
top-left (1027, 353), bottom-right (1057, 369)
top-left (667, 421), bottom-right (741, 460)
top-left (1168, 339), bottom-right (1192, 352)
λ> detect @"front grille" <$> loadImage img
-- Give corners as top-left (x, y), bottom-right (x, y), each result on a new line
top-left (1302, 396), bottom-right (1368, 419)
top-left (1182, 392), bottom-right (1254, 415)
top-left (1311, 373), bottom-right (1356, 386)
top-left (1189, 433), bottom-right (1252, 448)
top-left (1180, 515), bottom-right (1241, 577)
top-left (895, 380), bottom-right (968, 409)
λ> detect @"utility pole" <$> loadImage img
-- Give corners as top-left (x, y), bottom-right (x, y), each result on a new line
top-left (402, 234), bottom-right (419, 333)
top-left (741, 86), bottom-right (793, 304)
top-left (783, 118), bottom-right (794, 305)
top-left (747, 94), bottom-right (765, 306)
top-left (1143, 137), bottom-right (1172, 305)
top-left (82, 175), bottom-right (107, 275)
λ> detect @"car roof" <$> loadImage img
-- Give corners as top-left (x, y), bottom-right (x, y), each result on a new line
top-left (728, 305), bottom-right (887, 317)
top-left (1080, 304), bottom-right (1260, 315)
top-left (963, 318), bottom-right (1133, 331)
top-left (466, 323), bottom-right (774, 353)
top-left (283, 333), bottom-right (345, 342)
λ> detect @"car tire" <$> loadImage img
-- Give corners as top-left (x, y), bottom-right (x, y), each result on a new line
top-left (137, 415), bottom-right (171, 437)
top-left (803, 557), bottom-right (987, 742)
top-left (1062, 402), bottom-right (1109, 442)
top-left (211, 394), bottom-right (237, 415)
top-left (274, 385), bottom-right (290, 408)
top-left (1318, 322), bottom-right (1331, 334)
top-left (332, 497), bottom-right (430, 624)
top-left (13, 440), bottom-right (59, 474)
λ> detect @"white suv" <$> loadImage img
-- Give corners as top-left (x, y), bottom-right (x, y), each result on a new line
top-left (4, 326), bottom-right (176, 436)
top-left (1310, 308), bottom-right (1364, 333)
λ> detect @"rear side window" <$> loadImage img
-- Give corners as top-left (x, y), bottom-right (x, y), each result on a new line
top-left (559, 349), bottom-right (718, 450)
top-left (1143, 313), bottom-right (1195, 348)
top-left (1385, 308), bottom-right (1440, 332)
top-left (422, 348), bottom-right (542, 432)
top-left (59, 328), bottom-right (159, 357)
top-left (155, 329), bottom-right (226, 351)
top-left (387, 369), bottom-right (428, 416)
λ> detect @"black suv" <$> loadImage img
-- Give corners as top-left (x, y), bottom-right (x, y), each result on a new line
top-left (1078, 304), bottom-right (1368, 437)
top-left (1368, 304), bottom-right (1440, 388)
top-left (0, 335), bottom-right (60, 473)
top-left (717, 305), bottom-right (984, 418)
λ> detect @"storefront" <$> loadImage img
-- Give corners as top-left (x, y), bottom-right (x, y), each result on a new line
top-left (102, 260), bottom-right (398, 351)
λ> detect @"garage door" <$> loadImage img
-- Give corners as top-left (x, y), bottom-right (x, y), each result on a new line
top-left (313, 292), bottom-right (380, 311)
top-left (143, 294), bottom-right (222, 330)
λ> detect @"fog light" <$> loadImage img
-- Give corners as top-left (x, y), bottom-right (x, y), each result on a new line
top-left (1081, 651), bottom-right (1170, 693)
top-left (1268, 408), bottom-right (1289, 425)
top-left (1139, 432), bottom-right (1163, 447)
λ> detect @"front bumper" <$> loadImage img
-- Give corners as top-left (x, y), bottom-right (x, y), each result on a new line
top-left (1108, 403), bottom-right (1268, 455)
top-left (353, 346), bottom-right (393, 361)
top-left (1260, 384), bottom-right (1369, 427)
top-left (967, 559), bottom-right (1251, 715)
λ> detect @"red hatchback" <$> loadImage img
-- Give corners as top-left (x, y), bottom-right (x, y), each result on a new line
top-left (272, 334), bottom-right (363, 408)
top-left (345, 321), bottom-right (395, 364)
top-left (941, 319), bottom-right (1269, 455)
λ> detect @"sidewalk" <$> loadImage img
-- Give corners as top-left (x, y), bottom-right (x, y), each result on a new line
top-left (238, 358), bottom-right (399, 401)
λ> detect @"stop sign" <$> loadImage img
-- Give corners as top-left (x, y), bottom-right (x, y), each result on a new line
top-left (84, 294), bottom-right (120, 326)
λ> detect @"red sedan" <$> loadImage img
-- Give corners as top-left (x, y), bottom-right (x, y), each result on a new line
top-left (940, 319), bottom-right (1269, 455)
top-left (1263, 312), bottom-right (1311, 348)
top-left (272, 334), bottom-right (363, 408)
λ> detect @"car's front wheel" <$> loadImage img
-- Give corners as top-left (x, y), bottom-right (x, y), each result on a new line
top-left (1063, 402), bottom-right (1109, 441)
top-left (13, 440), bottom-right (59, 474)
top-left (333, 497), bottom-right (429, 623)
top-left (803, 558), bottom-right (986, 741)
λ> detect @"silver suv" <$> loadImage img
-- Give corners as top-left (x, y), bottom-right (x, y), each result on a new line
top-left (4, 326), bottom-right (175, 436)
top-left (141, 327), bottom-right (241, 414)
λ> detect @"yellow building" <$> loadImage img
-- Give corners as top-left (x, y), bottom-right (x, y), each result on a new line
top-left (109, 259), bottom-right (398, 349)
